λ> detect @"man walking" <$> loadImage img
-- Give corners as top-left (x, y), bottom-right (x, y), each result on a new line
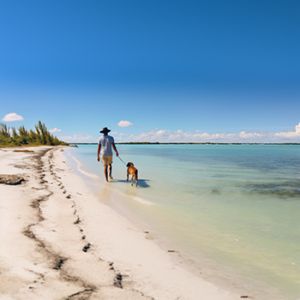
top-left (97, 127), bottom-right (119, 182)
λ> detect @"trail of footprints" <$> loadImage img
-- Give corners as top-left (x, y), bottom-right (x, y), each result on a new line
top-left (48, 150), bottom-right (132, 293)
top-left (48, 152), bottom-right (90, 253)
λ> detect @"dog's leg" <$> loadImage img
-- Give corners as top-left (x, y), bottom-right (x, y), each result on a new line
top-left (131, 174), bottom-right (133, 186)
top-left (127, 171), bottom-right (129, 181)
top-left (135, 170), bottom-right (138, 187)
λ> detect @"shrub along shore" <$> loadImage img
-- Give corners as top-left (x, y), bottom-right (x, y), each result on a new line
top-left (0, 121), bottom-right (68, 147)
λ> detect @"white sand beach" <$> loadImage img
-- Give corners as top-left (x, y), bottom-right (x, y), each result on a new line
top-left (0, 146), bottom-right (242, 300)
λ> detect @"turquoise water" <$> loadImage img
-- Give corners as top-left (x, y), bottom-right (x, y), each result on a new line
top-left (67, 145), bottom-right (300, 299)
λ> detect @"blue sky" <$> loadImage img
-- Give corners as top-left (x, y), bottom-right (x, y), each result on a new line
top-left (1, 0), bottom-right (299, 142)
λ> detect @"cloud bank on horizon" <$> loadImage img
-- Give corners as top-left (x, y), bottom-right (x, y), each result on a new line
top-left (2, 113), bottom-right (24, 122)
top-left (121, 122), bottom-right (300, 143)
top-left (60, 122), bottom-right (300, 143)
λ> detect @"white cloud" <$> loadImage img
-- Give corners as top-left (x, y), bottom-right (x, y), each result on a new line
top-left (274, 123), bottom-right (300, 138)
top-left (118, 120), bottom-right (133, 127)
top-left (59, 134), bottom-right (94, 142)
top-left (2, 113), bottom-right (24, 122)
top-left (49, 128), bottom-right (61, 133)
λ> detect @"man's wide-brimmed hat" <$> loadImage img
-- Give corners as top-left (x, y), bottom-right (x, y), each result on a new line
top-left (100, 127), bottom-right (111, 134)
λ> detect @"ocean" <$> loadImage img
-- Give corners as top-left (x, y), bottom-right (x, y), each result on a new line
top-left (66, 144), bottom-right (300, 300)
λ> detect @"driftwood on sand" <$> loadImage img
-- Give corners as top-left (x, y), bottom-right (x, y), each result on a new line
top-left (0, 174), bottom-right (25, 185)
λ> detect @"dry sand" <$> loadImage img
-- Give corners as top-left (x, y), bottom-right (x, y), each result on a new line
top-left (0, 146), bottom-right (242, 299)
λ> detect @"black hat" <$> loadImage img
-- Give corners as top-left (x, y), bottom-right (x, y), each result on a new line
top-left (100, 127), bottom-right (111, 133)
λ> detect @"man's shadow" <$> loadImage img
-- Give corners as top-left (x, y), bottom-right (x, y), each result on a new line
top-left (115, 179), bottom-right (150, 188)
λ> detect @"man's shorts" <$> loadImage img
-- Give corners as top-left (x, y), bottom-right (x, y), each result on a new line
top-left (101, 155), bottom-right (113, 166)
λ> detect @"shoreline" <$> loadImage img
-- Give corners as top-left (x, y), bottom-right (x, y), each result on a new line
top-left (0, 146), bottom-right (245, 299)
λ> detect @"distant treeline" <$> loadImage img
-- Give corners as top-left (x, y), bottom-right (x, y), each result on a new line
top-left (71, 142), bottom-right (300, 145)
top-left (0, 121), bottom-right (68, 147)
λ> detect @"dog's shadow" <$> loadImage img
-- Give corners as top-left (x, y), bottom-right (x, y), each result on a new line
top-left (115, 179), bottom-right (150, 188)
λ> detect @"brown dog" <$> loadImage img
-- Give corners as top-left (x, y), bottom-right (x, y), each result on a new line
top-left (126, 162), bottom-right (138, 187)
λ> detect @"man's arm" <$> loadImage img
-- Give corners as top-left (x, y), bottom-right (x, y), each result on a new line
top-left (97, 144), bottom-right (101, 161)
top-left (112, 143), bottom-right (119, 157)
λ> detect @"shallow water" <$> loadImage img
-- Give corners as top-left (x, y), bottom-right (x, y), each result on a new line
top-left (67, 144), bottom-right (300, 300)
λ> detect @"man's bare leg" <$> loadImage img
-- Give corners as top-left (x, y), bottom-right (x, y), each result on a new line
top-left (104, 165), bottom-right (108, 182)
top-left (108, 164), bottom-right (113, 180)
